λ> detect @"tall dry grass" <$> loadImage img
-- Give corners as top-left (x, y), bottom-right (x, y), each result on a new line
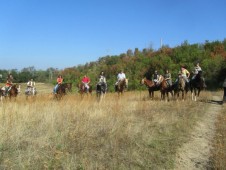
top-left (209, 101), bottom-right (226, 169)
top-left (0, 88), bottom-right (213, 169)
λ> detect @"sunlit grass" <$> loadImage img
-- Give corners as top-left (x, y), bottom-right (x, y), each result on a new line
top-left (0, 84), bottom-right (218, 169)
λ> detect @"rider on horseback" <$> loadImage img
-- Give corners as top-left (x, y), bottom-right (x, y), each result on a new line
top-left (191, 63), bottom-right (207, 87)
top-left (115, 70), bottom-right (126, 90)
top-left (164, 69), bottom-right (172, 87)
top-left (181, 66), bottom-right (190, 83)
top-left (152, 70), bottom-right (160, 86)
top-left (82, 75), bottom-right (90, 92)
top-left (4, 74), bottom-right (13, 96)
top-left (98, 71), bottom-right (107, 86)
top-left (96, 71), bottom-right (107, 93)
top-left (53, 75), bottom-right (63, 94)
top-left (192, 63), bottom-right (202, 79)
top-left (26, 79), bottom-right (36, 94)
top-left (27, 79), bottom-right (35, 89)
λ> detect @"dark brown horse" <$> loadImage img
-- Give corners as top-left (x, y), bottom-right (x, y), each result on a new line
top-left (190, 72), bottom-right (205, 101)
top-left (115, 79), bottom-right (127, 95)
top-left (77, 83), bottom-right (92, 97)
top-left (54, 84), bottom-right (67, 100)
top-left (63, 83), bottom-right (72, 93)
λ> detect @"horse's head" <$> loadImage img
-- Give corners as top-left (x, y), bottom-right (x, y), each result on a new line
top-left (141, 78), bottom-right (155, 88)
top-left (65, 83), bottom-right (72, 92)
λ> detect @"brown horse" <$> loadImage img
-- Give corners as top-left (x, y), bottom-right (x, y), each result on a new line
top-left (77, 83), bottom-right (92, 97)
top-left (173, 76), bottom-right (187, 100)
top-left (158, 76), bottom-right (174, 101)
top-left (141, 76), bottom-right (173, 100)
top-left (6, 84), bottom-right (18, 100)
top-left (115, 79), bottom-right (127, 95)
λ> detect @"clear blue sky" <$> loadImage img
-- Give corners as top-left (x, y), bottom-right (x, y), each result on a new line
top-left (0, 0), bottom-right (225, 71)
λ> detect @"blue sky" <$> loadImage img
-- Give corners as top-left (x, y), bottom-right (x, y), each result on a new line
top-left (0, 0), bottom-right (225, 71)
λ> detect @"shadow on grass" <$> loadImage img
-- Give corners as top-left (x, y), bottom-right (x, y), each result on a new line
top-left (200, 99), bottom-right (223, 105)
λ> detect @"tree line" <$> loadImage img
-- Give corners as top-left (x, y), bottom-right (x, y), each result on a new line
top-left (1, 39), bottom-right (226, 92)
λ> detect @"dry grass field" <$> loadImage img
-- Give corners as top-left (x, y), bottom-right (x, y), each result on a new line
top-left (0, 83), bottom-right (224, 169)
top-left (210, 101), bottom-right (226, 169)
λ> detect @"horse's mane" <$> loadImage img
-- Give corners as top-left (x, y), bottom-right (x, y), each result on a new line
top-left (141, 78), bottom-right (155, 87)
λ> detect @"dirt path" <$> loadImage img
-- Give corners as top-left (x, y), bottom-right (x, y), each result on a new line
top-left (174, 95), bottom-right (223, 170)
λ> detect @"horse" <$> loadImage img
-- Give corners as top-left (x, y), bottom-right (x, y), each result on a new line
top-left (54, 84), bottom-right (67, 100)
top-left (63, 83), bottom-right (72, 93)
top-left (141, 77), bottom-right (159, 99)
top-left (190, 72), bottom-right (205, 101)
top-left (158, 76), bottom-right (174, 101)
top-left (77, 83), bottom-right (92, 97)
top-left (96, 82), bottom-right (107, 101)
top-left (4, 84), bottom-right (19, 100)
top-left (173, 76), bottom-right (187, 100)
top-left (25, 86), bottom-right (37, 99)
top-left (115, 79), bottom-right (127, 95)
top-left (141, 76), bottom-right (173, 100)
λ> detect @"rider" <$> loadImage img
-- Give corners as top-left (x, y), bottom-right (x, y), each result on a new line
top-left (152, 70), bottom-right (160, 86)
top-left (192, 62), bottom-right (207, 88)
top-left (53, 75), bottom-right (63, 94)
top-left (27, 79), bottom-right (35, 89)
top-left (192, 62), bottom-right (202, 79)
top-left (82, 75), bottom-right (90, 91)
top-left (98, 71), bottom-right (107, 84)
top-left (181, 66), bottom-right (190, 83)
top-left (115, 70), bottom-right (126, 89)
top-left (97, 71), bottom-right (107, 90)
top-left (4, 74), bottom-right (13, 96)
top-left (164, 69), bottom-right (172, 87)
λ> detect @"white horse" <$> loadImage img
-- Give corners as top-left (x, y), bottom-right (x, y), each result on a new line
top-left (25, 86), bottom-right (37, 97)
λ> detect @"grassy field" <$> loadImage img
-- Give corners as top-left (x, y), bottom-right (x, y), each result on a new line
top-left (0, 83), bottom-right (222, 169)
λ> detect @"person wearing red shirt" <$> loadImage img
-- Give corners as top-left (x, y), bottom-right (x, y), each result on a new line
top-left (53, 75), bottom-right (63, 94)
top-left (82, 75), bottom-right (90, 91)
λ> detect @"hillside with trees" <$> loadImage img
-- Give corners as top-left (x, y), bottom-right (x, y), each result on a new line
top-left (1, 39), bottom-right (226, 91)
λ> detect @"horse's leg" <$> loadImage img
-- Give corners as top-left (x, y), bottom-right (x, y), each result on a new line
top-left (191, 87), bottom-right (194, 101)
top-left (177, 91), bottom-right (179, 101)
top-left (194, 88), bottom-right (197, 101)
top-left (166, 91), bottom-right (169, 101)
top-left (198, 88), bottom-right (201, 97)
top-left (182, 91), bottom-right (184, 101)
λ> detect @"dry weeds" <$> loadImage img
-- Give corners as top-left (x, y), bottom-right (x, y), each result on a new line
top-left (0, 86), bottom-right (214, 169)
top-left (209, 102), bottom-right (226, 169)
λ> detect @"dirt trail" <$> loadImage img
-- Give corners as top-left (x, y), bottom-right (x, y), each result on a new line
top-left (174, 95), bottom-right (223, 170)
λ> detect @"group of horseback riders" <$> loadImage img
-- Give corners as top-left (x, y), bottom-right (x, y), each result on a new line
top-left (150, 62), bottom-right (206, 89)
top-left (1, 62), bottom-right (206, 97)
top-left (0, 73), bottom-right (36, 97)
top-left (53, 69), bottom-right (128, 94)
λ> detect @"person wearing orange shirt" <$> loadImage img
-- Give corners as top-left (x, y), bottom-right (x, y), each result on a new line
top-left (4, 74), bottom-right (13, 96)
top-left (53, 75), bottom-right (63, 94)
